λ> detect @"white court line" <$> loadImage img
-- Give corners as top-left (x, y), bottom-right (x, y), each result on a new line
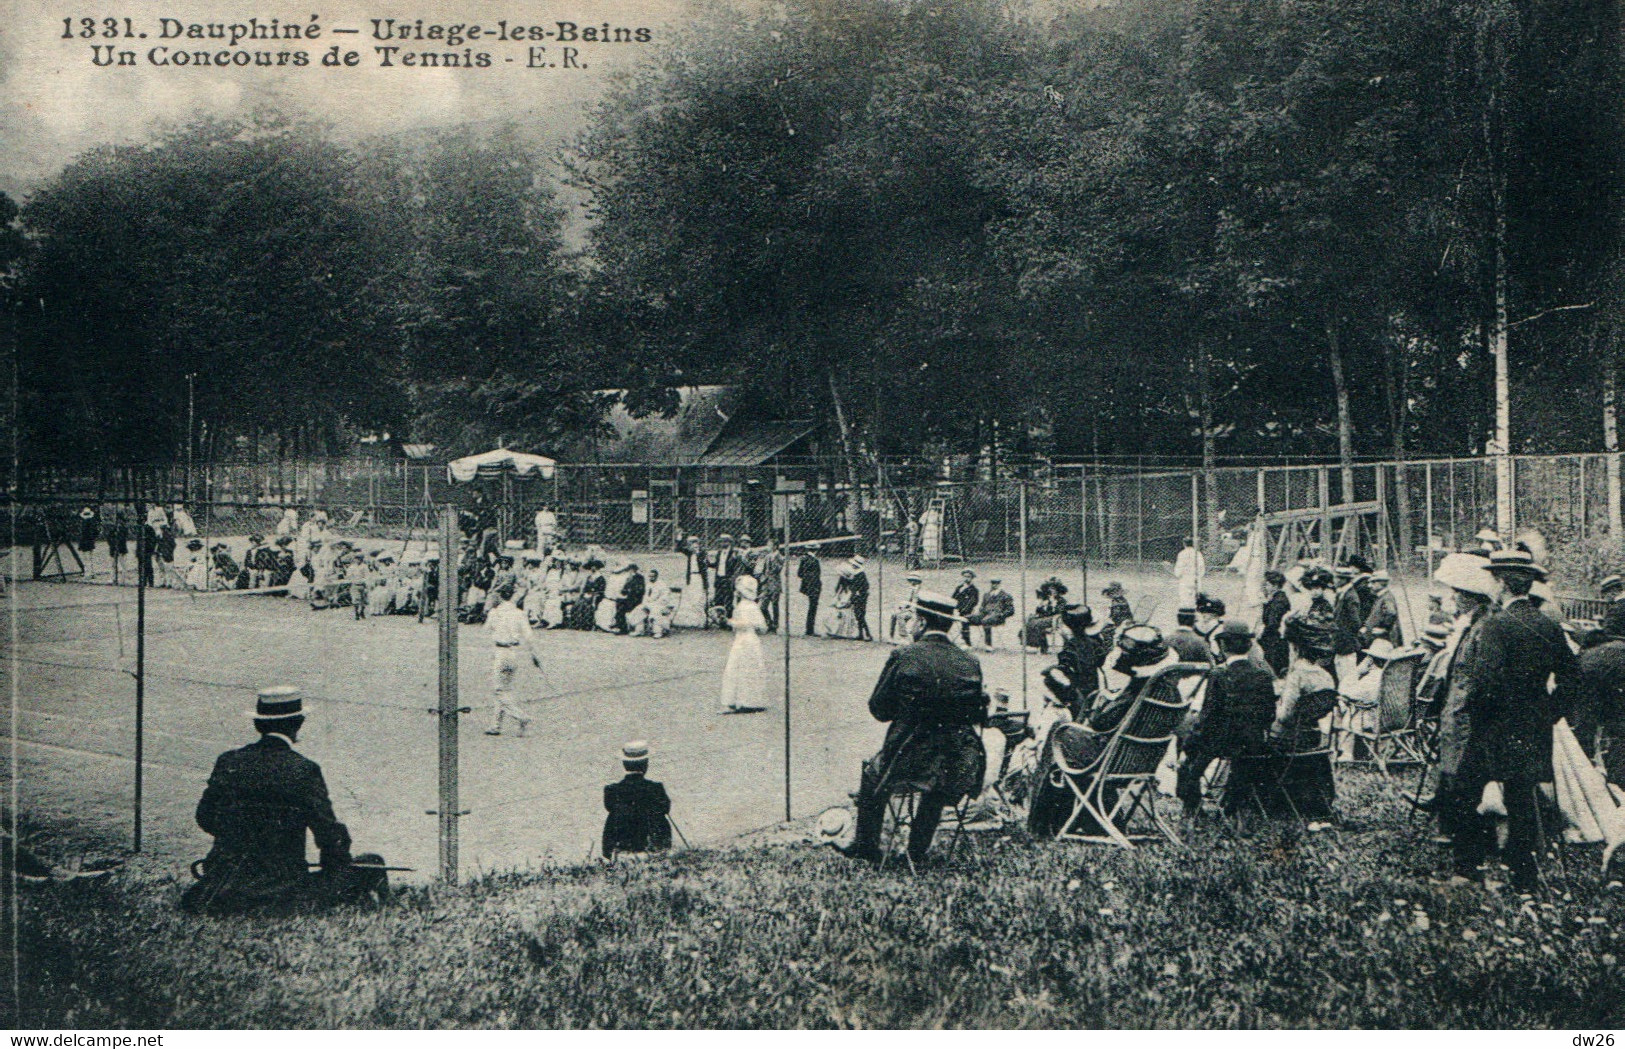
top-left (1, 734), bottom-right (208, 774)
top-left (15, 707), bottom-right (233, 750)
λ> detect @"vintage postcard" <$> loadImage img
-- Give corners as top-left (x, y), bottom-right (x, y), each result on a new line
top-left (3, 0), bottom-right (1622, 1033)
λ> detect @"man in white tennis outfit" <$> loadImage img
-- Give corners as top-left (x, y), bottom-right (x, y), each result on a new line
top-left (485, 583), bottom-right (538, 737)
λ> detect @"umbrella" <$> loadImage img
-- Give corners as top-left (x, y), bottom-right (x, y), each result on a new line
top-left (447, 447), bottom-right (556, 483)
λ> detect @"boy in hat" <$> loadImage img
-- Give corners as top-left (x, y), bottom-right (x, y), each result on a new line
top-left (484, 583), bottom-right (539, 737)
top-left (836, 591), bottom-right (986, 864)
top-left (182, 687), bottom-right (388, 915)
top-left (602, 741), bottom-right (673, 858)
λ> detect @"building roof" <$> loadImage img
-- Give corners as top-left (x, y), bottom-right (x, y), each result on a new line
top-left (693, 419), bottom-right (817, 467)
top-left (552, 386), bottom-right (815, 466)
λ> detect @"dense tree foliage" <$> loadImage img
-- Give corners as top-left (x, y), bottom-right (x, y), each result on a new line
top-left (9, 0), bottom-right (1621, 470)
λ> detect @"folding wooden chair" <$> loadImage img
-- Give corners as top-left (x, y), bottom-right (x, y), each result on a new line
top-left (1054, 663), bottom-right (1207, 849)
top-left (879, 787), bottom-right (972, 870)
top-left (1337, 653), bottom-right (1427, 775)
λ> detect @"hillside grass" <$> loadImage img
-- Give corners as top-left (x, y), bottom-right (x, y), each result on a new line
top-left (14, 771), bottom-right (1625, 1029)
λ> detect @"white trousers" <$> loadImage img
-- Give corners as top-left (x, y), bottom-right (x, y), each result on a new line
top-left (489, 647), bottom-right (532, 732)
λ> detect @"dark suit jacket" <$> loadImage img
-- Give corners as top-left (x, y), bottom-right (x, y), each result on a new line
top-left (1461, 598), bottom-right (1578, 781)
top-left (1332, 587), bottom-right (1365, 656)
top-left (797, 554), bottom-right (822, 595)
top-left (618, 573), bottom-right (646, 609)
top-left (868, 633), bottom-right (986, 798)
top-left (1168, 628), bottom-right (1213, 665)
top-left (953, 582), bottom-right (980, 617)
top-left (978, 588), bottom-right (1015, 625)
top-left (1187, 657), bottom-right (1276, 757)
top-left (1604, 598), bottom-right (1625, 639)
top-left (602, 774), bottom-right (672, 856)
top-left (195, 735), bottom-right (352, 905)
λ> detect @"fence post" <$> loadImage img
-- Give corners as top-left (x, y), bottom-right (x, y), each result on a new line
top-left (133, 500), bottom-right (147, 854)
top-left (1425, 461), bottom-right (1435, 574)
top-left (1019, 479), bottom-right (1028, 711)
top-left (1317, 466), bottom-right (1331, 560)
top-left (436, 505), bottom-right (462, 885)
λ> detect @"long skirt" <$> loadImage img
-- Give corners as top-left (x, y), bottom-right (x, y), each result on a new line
top-left (719, 629), bottom-right (765, 712)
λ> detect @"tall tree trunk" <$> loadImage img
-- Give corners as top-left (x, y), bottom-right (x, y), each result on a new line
top-left (1602, 324), bottom-right (1622, 543)
top-left (1327, 319), bottom-right (1355, 502)
top-left (1382, 329), bottom-right (1412, 567)
top-left (826, 369), bottom-right (859, 511)
top-left (1196, 339), bottom-right (1220, 549)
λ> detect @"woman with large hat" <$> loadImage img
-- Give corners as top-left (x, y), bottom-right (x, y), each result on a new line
top-left (718, 575), bottom-right (769, 714)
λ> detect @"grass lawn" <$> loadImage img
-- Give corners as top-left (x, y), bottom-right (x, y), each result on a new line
top-left (13, 769), bottom-right (1625, 1029)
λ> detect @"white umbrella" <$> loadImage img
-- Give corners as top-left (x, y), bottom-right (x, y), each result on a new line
top-left (446, 447), bottom-right (556, 483)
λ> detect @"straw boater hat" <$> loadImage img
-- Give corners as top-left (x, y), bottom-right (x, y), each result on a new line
top-left (849, 555), bottom-right (867, 571)
top-left (1485, 547), bottom-right (1548, 581)
top-left (907, 590), bottom-right (963, 623)
top-left (621, 740), bottom-right (650, 770)
top-left (249, 686), bottom-right (302, 721)
top-left (79, 506), bottom-right (95, 519)
top-left (1601, 575), bottom-right (1625, 596)
top-left (1421, 622), bottom-right (1452, 647)
top-left (905, 573), bottom-right (923, 585)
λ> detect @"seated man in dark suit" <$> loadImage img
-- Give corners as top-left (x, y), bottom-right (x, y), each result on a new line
top-left (1176, 621), bottom-right (1278, 815)
top-left (602, 740), bottom-right (673, 858)
top-left (836, 591), bottom-right (987, 864)
top-left (182, 688), bottom-right (388, 916)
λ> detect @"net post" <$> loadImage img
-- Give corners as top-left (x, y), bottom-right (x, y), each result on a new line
top-left (782, 493), bottom-right (792, 824)
top-left (133, 499), bottom-right (146, 854)
top-left (437, 504), bottom-right (461, 885)
top-left (1019, 479), bottom-right (1028, 711)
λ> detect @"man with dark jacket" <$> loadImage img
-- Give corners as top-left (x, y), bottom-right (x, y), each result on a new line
top-left (1259, 570), bottom-right (1293, 676)
top-left (952, 570), bottom-right (980, 646)
top-left (181, 688), bottom-right (387, 915)
top-left (602, 740), bottom-right (673, 857)
top-left (974, 578), bottom-right (1017, 649)
top-left (1177, 622), bottom-right (1278, 814)
top-left (613, 563), bottom-right (647, 634)
top-left (797, 549), bottom-right (822, 637)
top-left (837, 592), bottom-right (987, 864)
top-left (1450, 549), bottom-right (1578, 891)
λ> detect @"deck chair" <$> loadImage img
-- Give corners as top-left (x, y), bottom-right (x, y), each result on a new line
top-left (1338, 653), bottom-right (1427, 775)
top-left (1054, 663), bottom-right (1207, 849)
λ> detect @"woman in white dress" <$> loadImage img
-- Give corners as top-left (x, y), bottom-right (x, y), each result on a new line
top-left (719, 574), bottom-right (768, 713)
top-left (673, 535), bottom-right (711, 629)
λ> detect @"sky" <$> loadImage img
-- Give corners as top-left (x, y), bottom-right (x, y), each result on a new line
top-left (0, 0), bottom-right (712, 198)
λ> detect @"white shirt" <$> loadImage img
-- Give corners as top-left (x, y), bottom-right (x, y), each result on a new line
top-left (172, 508), bottom-right (197, 536)
top-left (487, 601), bottom-right (535, 648)
top-left (1173, 547), bottom-right (1206, 579)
